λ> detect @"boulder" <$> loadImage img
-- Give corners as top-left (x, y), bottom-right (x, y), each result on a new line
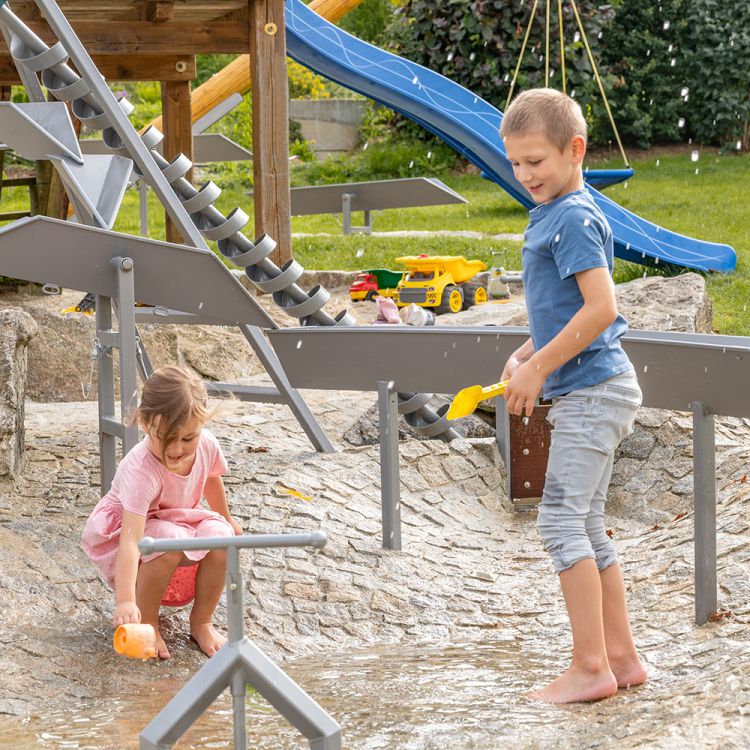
top-left (0, 308), bottom-right (38, 478)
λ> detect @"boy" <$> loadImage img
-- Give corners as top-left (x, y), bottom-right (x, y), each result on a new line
top-left (500, 88), bottom-right (647, 703)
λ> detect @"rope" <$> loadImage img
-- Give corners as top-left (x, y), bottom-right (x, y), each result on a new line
top-left (544, 0), bottom-right (551, 87)
top-left (569, 0), bottom-right (630, 167)
top-left (558, 0), bottom-right (567, 92)
top-left (505, 0), bottom-right (539, 111)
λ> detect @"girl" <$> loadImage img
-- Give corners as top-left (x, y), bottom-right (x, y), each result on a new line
top-left (82, 366), bottom-right (243, 660)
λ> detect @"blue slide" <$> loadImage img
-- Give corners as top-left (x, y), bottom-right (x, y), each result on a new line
top-left (285, 0), bottom-right (736, 273)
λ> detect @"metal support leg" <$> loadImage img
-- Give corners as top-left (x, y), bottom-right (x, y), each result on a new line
top-left (378, 380), bottom-right (401, 550)
top-left (239, 324), bottom-right (334, 453)
top-left (95, 294), bottom-right (117, 493)
top-left (138, 179), bottom-right (149, 236)
top-left (341, 192), bottom-right (354, 235)
top-left (362, 210), bottom-right (372, 234)
top-left (114, 257), bottom-right (139, 455)
top-left (693, 400), bottom-right (717, 624)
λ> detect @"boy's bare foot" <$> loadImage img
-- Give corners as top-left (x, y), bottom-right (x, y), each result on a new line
top-left (609, 657), bottom-right (648, 689)
top-left (528, 664), bottom-right (618, 704)
top-left (190, 622), bottom-right (227, 657)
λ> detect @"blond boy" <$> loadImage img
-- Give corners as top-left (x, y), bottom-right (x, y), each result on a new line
top-left (500, 88), bottom-right (647, 703)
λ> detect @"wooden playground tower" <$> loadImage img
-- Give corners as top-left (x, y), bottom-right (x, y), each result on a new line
top-left (0, 0), bottom-right (359, 264)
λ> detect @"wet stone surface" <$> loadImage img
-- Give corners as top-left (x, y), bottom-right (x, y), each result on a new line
top-left (0, 389), bottom-right (748, 748)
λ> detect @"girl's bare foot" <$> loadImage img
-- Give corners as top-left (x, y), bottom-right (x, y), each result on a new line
top-left (528, 664), bottom-right (618, 704)
top-left (145, 624), bottom-right (171, 660)
top-left (609, 657), bottom-right (648, 689)
top-left (190, 622), bottom-right (226, 657)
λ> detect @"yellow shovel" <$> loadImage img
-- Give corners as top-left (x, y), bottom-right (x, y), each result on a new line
top-left (446, 380), bottom-right (509, 421)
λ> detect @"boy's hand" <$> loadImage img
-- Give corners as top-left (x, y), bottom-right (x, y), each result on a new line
top-left (503, 360), bottom-right (545, 416)
top-left (113, 600), bottom-right (141, 627)
top-left (501, 353), bottom-right (523, 382)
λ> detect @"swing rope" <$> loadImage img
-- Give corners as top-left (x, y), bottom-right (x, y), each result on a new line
top-left (505, 0), bottom-right (539, 111)
top-left (569, 0), bottom-right (630, 167)
top-left (504, 0), bottom-right (630, 169)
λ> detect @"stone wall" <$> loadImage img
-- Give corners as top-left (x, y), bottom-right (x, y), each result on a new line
top-left (0, 308), bottom-right (37, 478)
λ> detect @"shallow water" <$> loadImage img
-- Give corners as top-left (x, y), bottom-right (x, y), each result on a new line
top-left (0, 639), bottom-right (568, 749)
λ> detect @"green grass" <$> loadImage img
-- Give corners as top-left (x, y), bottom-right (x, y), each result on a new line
top-left (1, 147), bottom-right (747, 335)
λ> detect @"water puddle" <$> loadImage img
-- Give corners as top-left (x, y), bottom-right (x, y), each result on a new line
top-left (0, 638), bottom-right (575, 749)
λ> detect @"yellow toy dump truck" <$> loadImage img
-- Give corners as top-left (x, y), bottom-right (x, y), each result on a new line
top-left (394, 254), bottom-right (488, 314)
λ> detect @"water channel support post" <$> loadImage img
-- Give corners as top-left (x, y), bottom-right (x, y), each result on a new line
top-left (137, 532), bottom-right (340, 750)
top-left (378, 379), bottom-right (401, 550)
top-left (692, 400), bottom-right (717, 625)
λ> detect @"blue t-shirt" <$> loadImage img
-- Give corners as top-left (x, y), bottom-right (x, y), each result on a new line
top-left (521, 189), bottom-right (632, 399)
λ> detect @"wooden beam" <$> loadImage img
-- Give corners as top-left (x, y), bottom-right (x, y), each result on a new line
top-left (161, 79), bottom-right (193, 245)
top-left (249, 0), bottom-right (292, 266)
top-left (0, 22), bottom-right (250, 55)
top-left (0, 54), bottom-right (195, 84)
top-left (146, 1), bottom-right (175, 22)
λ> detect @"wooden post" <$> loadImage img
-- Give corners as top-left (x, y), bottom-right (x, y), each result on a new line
top-left (249, 0), bottom-right (292, 266)
top-left (161, 79), bottom-right (193, 244)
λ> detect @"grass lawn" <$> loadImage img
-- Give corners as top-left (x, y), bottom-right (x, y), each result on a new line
top-left (1, 147), bottom-right (747, 335)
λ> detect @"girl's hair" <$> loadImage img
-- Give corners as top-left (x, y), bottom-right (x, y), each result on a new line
top-left (132, 366), bottom-right (216, 464)
top-left (500, 87), bottom-right (588, 151)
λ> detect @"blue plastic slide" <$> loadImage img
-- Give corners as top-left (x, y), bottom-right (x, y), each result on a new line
top-left (285, 0), bottom-right (736, 273)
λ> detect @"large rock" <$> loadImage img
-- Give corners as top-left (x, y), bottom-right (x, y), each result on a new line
top-left (0, 308), bottom-right (38, 478)
top-left (615, 272), bottom-right (713, 333)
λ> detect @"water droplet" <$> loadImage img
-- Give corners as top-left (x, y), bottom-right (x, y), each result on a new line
top-left (643, 365), bottom-right (648, 373)
top-left (296, 340), bottom-right (303, 350)
top-left (670, 58), bottom-right (676, 67)
top-left (577, 357), bottom-right (582, 365)
top-left (412, 75), bottom-right (418, 85)
top-left (646, 49), bottom-right (651, 57)
top-left (554, 233), bottom-right (561, 242)
top-left (198, 301), bottom-right (204, 310)
top-left (576, 331), bottom-right (581, 339)
top-left (695, 168), bottom-right (700, 175)
top-left (736, 140), bottom-right (742, 150)
top-left (656, 159), bottom-right (660, 166)
top-left (504, 73), bottom-right (510, 82)
top-left (668, 44), bottom-right (673, 53)
top-left (574, 31), bottom-right (581, 43)
top-left (623, 182), bottom-right (628, 189)
top-left (663, 20), bottom-right (671, 30)
top-left (570, 89), bottom-right (576, 98)
top-left (363, 142), bottom-right (369, 151)
top-left (678, 117), bottom-right (685, 128)
top-left (409, 160), bottom-right (414, 169)
top-left (427, 151), bottom-right (433, 159)
top-left (597, 31), bottom-right (603, 40)
top-left (583, 218), bottom-right (591, 226)
top-left (469, 52), bottom-right (476, 62)
top-left (626, 242), bottom-right (631, 251)
top-left (356, 248), bottom-right (364, 258)
top-left (691, 150), bottom-right (699, 162)
top-left (447, 52), bottom-right (454, 62)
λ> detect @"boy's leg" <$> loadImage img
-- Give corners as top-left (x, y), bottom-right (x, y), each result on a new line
top-left (533, 395), bottom-right (619, 703)
top-left (530, 557), bottom-right (617, 703)
top-left (599, 564), bottom-right (648, 688)
top-left (136, 550), bottom-right (182, 659)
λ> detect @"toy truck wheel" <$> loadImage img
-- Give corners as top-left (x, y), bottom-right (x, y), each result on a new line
top-left (365, 290), bottom-right (377, 301)
top-left (461, 282), bottom-right (488, 309)
top-left (437, 285), bottom-right (464, 314)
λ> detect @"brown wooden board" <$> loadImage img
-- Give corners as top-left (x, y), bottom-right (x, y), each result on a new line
top-left (508, 404), bottom-right (552, 505)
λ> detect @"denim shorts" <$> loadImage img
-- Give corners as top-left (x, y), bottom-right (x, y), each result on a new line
top-left (536, 368), bottom-right (642, 574)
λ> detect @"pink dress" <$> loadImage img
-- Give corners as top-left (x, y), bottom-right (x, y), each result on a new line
top-left (81, 429), bottom-right (234, 605)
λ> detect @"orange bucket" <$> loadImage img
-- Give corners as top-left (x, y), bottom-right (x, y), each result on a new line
top-left (113, 623), bottom-right (157, 660)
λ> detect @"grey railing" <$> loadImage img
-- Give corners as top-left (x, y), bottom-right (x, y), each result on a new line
top-left (137, 532), bottom-right (340, 750)
top-left (267, 325), bottom-right (750, 625)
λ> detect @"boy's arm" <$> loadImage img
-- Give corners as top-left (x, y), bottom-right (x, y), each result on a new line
top-left (502, 337), bottom-right (535, 380)
top-left (204, 475), bottom-right (243, 535)
top-left (504, 267), bottom-right (618, 416)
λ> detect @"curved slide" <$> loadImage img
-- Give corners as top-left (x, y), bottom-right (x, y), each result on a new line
top-left (286, 0), bottom-right (736, 273)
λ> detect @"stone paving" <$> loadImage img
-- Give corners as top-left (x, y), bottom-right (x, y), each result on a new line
top-left (1, 272), bottom-right (749, 747)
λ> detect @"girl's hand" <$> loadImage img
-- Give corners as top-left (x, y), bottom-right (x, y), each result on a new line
top-left (113, 600), bottom-right (141, 627)
top-left (503, 359), bottom-right (546, 417)
top-left (229, 517), bottom-right (244, 536)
